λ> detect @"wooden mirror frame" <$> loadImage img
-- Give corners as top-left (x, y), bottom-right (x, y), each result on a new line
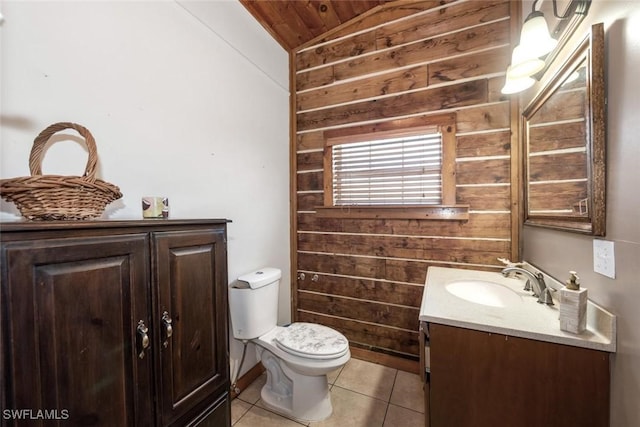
top-left (522, 23), bottom-right (605, 235)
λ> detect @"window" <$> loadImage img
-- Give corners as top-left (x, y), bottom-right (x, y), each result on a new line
top-left (318, 114), bottom-right (468, 220)
top-left (331, 131), bottom-right (443, 206)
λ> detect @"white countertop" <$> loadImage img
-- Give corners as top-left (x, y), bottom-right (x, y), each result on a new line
top-left (419, 266), bottom-right (616, 352)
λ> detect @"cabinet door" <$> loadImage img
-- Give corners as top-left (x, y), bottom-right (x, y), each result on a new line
top-left (1, 235), bottom-right (153, 426)
top-left (153, 228), bottom-right (229, 427)
top-left (429, 323), bottom-right (610, 427)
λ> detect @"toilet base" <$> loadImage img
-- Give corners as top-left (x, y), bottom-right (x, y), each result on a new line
top-left (258, 346), bottom-right (334, 422)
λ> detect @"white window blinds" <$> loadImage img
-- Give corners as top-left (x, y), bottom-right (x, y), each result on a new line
top-left (332, 132), bottom-right (443, 206)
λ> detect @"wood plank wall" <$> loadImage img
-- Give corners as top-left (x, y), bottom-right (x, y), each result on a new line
top-left (291, 0), bottom-right (519, 361)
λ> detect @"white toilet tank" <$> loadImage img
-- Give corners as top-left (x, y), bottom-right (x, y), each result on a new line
top-left (229, 267), bottom-right (281, 340)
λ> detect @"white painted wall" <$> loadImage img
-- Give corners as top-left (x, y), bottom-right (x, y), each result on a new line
top-left (0, 0), bottom-right (290, 379)
top-left (521, 1), bottom-right (640, 426)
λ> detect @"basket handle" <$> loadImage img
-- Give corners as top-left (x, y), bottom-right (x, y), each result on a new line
top-left (29, 122), bottom-right (99, 182)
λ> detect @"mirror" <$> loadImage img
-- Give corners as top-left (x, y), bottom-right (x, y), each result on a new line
top-left (522, 23), bottom-right (605, 235)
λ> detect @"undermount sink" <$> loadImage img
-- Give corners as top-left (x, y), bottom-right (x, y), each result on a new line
top-left (445, 279), bottom-right (522, 307)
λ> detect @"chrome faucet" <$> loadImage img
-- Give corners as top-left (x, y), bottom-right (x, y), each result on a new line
top-left (501, 267), bottom-right (554, 305)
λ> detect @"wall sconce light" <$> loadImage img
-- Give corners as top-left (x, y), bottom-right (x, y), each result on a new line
top-left (518, 8), bottom-right (558, 60)
top-left (509, 45), bottom-right (545, 79)
top-left (501, 0), bottom-right (591, 95)
top-left (501, 68), bottom-right (536, 95)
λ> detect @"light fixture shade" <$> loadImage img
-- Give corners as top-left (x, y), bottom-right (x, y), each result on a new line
top-left (519, 12), bottom-right (558, 59)
top-left (509, 45), bottom-right (545, 78)
top-left (501, 66), bottom-right (535, 95)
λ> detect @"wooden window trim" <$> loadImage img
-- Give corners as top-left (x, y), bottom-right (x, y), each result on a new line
top-left (315, 205), bottom-right (470, 220)
top-left (320, 113), bottom-right (469, 220)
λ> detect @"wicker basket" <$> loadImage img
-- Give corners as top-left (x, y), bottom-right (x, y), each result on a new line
top-left (0, 122), bottom-right (122, 220)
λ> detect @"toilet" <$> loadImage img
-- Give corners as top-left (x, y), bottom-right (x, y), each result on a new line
top-left (229, 267), bottom-right (350, 422)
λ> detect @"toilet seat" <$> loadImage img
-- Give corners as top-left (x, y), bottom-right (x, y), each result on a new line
top-left (274, 323), bottom-right (349, 360)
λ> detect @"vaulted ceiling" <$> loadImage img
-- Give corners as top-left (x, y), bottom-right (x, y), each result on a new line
top-left (239, 0), bottom-right (390, 51)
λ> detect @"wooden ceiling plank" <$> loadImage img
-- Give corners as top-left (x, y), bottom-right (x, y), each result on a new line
top-left (291, 1), bottom-right (331, 37)
top-left (313, 1), bottom-right (343, 30)
top-left (330, 0), bottom-right (358, 23)
top-left (239, 0), bottom-right (296, 50)
top-left (350, 0), bottom-right (384, 16)
top-left (266, 0), bottom-right (317, 47)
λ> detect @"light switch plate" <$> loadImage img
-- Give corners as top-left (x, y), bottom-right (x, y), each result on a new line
top-left (593, 239), bottom-right (615, 279)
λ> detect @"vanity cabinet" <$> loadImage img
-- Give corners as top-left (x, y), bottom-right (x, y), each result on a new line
top-left (0, 220), bottom-right (231, 427)
top-left (422, 322), bottom-right (610, 427)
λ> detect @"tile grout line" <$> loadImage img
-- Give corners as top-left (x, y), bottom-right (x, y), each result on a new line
top-left (235, 359), bottom-right (424, 426)
top-left (382, 370), bottom-right (400, 426)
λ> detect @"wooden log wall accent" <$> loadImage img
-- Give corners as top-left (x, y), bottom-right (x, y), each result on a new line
top-left (291, 0), bottom-right (519, 361)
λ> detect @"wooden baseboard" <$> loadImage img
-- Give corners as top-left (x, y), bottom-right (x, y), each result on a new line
top-left (349, 346), bottom-right (420, 374)
top-left (230, 362), bottom-right (265, 399)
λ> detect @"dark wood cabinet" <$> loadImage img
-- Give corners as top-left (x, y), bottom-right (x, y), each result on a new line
top-left (423, 322), bottom-right (610, 427)
top-left (153, 228), bottom-right (229, 426)
top-left (0, 220), bottom-right (230, 427)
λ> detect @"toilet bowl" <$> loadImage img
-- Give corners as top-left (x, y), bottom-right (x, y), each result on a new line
top-left (254, 323), bottom-right (350, 421)
top-left (229, 268), bottom-right (351, 422)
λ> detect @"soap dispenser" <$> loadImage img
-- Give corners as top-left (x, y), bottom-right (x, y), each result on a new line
top-left (559, 271), bottom-right (587, 334)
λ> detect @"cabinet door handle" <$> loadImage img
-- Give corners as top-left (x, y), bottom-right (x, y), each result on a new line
top-left (161, 311), bottom-right (173, 348)
top-left (136, 320), bottom-right (150, 359)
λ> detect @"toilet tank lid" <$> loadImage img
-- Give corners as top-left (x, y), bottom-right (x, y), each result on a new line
top-left (237, 267), bottom-right (282, 289)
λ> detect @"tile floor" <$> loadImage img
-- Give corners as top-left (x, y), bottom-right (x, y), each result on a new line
top-left (231, 358), bottom-right (425, 427)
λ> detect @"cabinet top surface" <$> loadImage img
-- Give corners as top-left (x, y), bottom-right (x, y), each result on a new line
top-left (0, 218), bottom-right (231, 233)
top-left (420, 267), bottom-right (617, 352)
